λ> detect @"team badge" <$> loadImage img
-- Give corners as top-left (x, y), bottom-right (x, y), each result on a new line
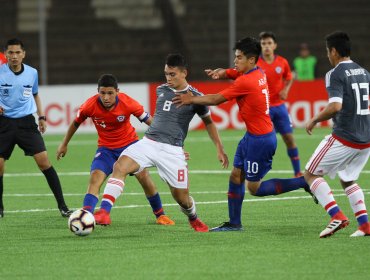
top-left (275, 66), bottom-right (282, 74)
top-left (117, 115), bottom-right (125, 122)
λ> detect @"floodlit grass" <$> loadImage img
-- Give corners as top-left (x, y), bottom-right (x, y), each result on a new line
top-left (0, 128), bottom-right (369, 280)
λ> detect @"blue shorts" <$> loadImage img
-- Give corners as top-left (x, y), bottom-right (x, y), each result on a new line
top-left (269, 104), bottom-right (293, 135)
top-left (90, 141), bottom-right (138, 176)
top-left (233, 131), bottom-right (277, 182)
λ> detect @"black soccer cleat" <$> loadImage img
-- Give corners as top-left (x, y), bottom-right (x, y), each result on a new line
top-left (304, 185), bottom-right (319, 204)
top-left (59, 205), bottom-right (73, 217)
top-left (209, 221), bottom-right (243, 232)
top-left (0, 208), bottom-right (3, 218)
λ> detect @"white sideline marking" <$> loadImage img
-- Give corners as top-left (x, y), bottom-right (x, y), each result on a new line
top-left (4, 192), bottom-right (370, 214)
top-left (4, 169), bottom-right (370, 177)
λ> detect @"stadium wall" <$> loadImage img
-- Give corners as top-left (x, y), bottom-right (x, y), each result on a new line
top-left (40, 80), bottom-right (331, 134)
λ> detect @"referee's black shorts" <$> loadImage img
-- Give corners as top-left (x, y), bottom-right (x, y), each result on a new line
top-left (0, 114), bottom-right (46, 160)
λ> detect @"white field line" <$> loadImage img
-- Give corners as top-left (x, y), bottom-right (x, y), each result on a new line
top-left (4, 191), bottom-right (370, 214)
top-left (43, 134), bottom-right (326, 146)
top-left (3, 189), bottom-right (370, 197)
top-left (4, 169), bottom-right (370, 177)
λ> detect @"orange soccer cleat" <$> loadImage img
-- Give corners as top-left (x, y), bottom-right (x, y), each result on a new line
top-left (156, 215), bottom-right (175, 225)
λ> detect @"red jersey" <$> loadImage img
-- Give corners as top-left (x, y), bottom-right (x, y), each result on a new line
top-left (220, 67), bottom-right (273, 135)
top-left (75, 93), bottom-right (147, 149)
top-left (257, 55), bottom-right (292, 106)
top-left (0, 52), bottom-right (7, 65)
top-left (226, 55), bottom-right (293, 107)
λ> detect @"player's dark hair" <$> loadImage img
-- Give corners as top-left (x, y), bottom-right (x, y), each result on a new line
top-left (98, 74), bottom-right (118, 89)
top-left (259, 31), bottom-right (277, 43)
top-left (5, 38), bottom-right (25, 50)
top-left (325, 31), bottom-right (351, 57)
top-left (165, 53), bottom-right (187, 70)
top-left (234, 37), bottom-right (261, 62)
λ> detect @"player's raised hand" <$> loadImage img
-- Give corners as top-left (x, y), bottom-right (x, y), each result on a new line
top-left (172, 90), bottom-right (194, 107)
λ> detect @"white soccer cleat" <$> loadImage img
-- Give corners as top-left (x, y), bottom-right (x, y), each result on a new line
top-left (319, 218), bottom-right (349, 238)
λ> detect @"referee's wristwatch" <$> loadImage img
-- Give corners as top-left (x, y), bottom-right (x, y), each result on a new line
top-left (38, 116), bottom-right (47, 121)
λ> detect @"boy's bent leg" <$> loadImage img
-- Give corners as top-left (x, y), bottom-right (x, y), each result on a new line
top-left (136, 169), bottom-right (175, 225)
top-left (94, 155), bottom-right (139, 225)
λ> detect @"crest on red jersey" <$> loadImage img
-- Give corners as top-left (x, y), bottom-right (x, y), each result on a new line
top-left (117, 115), bottom-right (125, 122)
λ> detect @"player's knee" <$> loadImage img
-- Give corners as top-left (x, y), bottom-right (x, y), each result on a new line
top-left (229, 170), bottom-right (244, 184)
top-left (247, 186), bottom-right (258, 196)
top-left (246, 182), bottom-right (260, 196)
top-left (112, 160), bottom-right (129, 176)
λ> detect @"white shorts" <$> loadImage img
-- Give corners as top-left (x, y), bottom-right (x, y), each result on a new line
top-left (305, 135), bottom-right (370, 181)
top-left (121, 137), bottom-right (188, 189)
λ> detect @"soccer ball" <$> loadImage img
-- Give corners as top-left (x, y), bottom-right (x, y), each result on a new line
top-left (68, 209), bottom-right (95, 236)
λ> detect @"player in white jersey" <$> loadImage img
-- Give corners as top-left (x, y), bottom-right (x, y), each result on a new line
top-left (93, 54), bottom-right (229, 232)
top-left (304, 31), bottom-right (370, 238)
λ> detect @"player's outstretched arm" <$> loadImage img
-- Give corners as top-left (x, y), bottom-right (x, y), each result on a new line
top-left (57, 121), bottom-right (80, 160)
top-left (202, 116), bottom-right (229, 169)
top-left (204, 68), bottom-right (228, 80)
top-left (306, 102), bottom-right (342, 135)
top-left (172, 91), bottom-right (227, 107)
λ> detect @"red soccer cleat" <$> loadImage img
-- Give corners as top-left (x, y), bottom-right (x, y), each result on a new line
top-left (350, 222), bottom-right (370, 237)
top-left (94, 209), bottom-right (111, 226)
top-left (189, 218), bottom-right (209, 232)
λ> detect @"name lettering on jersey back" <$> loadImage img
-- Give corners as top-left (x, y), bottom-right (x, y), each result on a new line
top-left (345, 68), bottom-right (366, 77)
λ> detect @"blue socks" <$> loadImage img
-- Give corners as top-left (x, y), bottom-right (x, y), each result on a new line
top-left (228, 181), bottom-right (245, 225)
top-left (83, 193), bottom-right (99, 213)
top-left (288, 147), bottom-right (301, 176)
top-left (147, 193), bottom-right (164, 217)
top-left (255, 176), bottom-right (308, 196)
top-left (328, 205), bottom-right (340, 217)
top-left (100, 199), bottom-right (113, 213)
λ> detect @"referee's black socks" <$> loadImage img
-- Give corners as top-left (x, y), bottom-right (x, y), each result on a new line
top-left (0, 175), bottom-right (3, 209)
top-left (42, 166), bottom-right (67, 208)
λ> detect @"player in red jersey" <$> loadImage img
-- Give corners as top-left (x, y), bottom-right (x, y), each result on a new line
top-left (206, 31), bottom-right (302, 178)
top-left (0, 52), bottom-right (7, 65)
top-left (57, 74), bottom-right (174, 226)
top-left (173, 37), bottom-right (310, 232)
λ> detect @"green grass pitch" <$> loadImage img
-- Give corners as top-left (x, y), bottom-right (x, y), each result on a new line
top-left (0, 128), bottom-right (369, 280)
